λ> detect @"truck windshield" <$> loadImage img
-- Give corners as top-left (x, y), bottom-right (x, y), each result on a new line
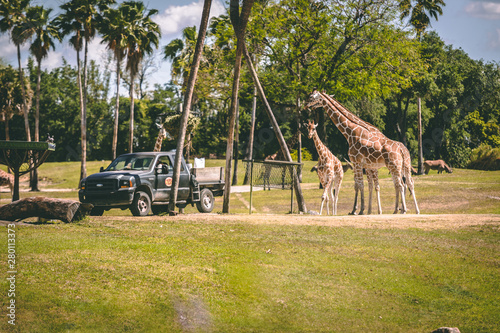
top-left (105, 156), bottom-right (153, 171)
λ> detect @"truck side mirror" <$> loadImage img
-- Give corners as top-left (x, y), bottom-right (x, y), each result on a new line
top-left (100, 167), bottom-right (104, 172)
top-left (156, 165), bottom-right (163, 174)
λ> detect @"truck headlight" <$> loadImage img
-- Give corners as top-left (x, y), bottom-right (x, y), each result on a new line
top-left (120, 179), bottom-right (133, 188)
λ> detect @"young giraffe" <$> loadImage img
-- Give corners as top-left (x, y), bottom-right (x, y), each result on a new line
top-left (0, 169), bottom-right (14, 195)
top-left (307, 120), bottom-right (343, 215)
top-left (306, 90), bottom-right (419, 215)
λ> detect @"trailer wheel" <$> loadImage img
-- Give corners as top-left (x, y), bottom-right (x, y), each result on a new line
top-left (131, 191), bottom-right (151, 216)
top-left (196, 188), bottom-right (214, 213)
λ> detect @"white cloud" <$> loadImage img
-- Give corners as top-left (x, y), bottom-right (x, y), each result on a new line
top-left (488, 28), bottom-right (500, 49)
top-left (465, 2), bottom-right (500, 20)
top-left (156, 0), bottom-right (226, 36)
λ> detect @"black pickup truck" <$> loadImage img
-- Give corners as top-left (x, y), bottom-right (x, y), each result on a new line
top-left (78, 151), bottom-right (224, 216)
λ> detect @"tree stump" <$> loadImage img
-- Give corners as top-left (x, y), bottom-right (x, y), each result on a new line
top-left (0, 197), bottom-right (93, 223)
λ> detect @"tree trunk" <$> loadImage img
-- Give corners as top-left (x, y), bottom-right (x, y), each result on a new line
top-left (0, 197), bottom-right (93, 223)
top-left (17, 45), bottom-right (30, 142)
top-left (76, 48), bottom-right (84, 186)
top-left (417, 97), bottom-right (424, 174)
top-left (112, 57), bottom-right (121, 160)
top-left (243, 44), bottom-right (307, 213)
top-left (243, 85), bottom-right (257, 185)
top-left (223, 0), bottom-right (255, 213)
top-left (129, 76), bottom-right (135, 153)
top-left (232, 103), bottom-right (239, 186)
top-left (168, 0), bottom-right (212, 213)
top-left (31, 60), bottom-right (42, 192)
top-left (80, 40), bottom-right (89, 183)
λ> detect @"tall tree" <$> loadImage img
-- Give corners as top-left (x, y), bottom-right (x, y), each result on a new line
top-left (57, 0), bottom-right (114, 184)
top-left (122, 1), bottom-right (160, 153)
top-left (168, 0), bottom-right (212, 214)
top-left (399, 0), bottom-right (445, 174)
top-left (0, 0), bottom-right (33, 141)
top-left (100, 3), bottom-right (129, 159)
top-left (0, 65), bottom-right (24, 140)
top-left (222, 0), bottom-right (255, 213)
top-left (26, 5), bottom-right (59, 190)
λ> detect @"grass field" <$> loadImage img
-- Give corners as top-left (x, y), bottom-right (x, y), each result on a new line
top-left (1, 161), bottom-right (499, 332)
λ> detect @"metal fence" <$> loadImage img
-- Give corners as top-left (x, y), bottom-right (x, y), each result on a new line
top-left (245, 159), bottom-right (302, 214)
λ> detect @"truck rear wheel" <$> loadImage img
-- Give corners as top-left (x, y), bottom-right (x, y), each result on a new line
top-left (131, 191), bottom-right (151, 216)
top-left (196, 188), bottom-right (214, 213)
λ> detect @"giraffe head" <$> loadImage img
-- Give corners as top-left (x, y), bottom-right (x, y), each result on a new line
top-left (305, 90), bottom-right (324, 111)
top-left (307, 120), bottom-right (318, 139)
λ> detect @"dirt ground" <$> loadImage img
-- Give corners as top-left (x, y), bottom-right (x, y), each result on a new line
top-left (91, 213), bottom-right (500, 230)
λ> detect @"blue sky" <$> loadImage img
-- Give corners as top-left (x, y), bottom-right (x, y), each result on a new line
top-left (1, 0), bottom-right (499, 87)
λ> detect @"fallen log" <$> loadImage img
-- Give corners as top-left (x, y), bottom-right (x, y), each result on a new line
top-left (0, 197), bottom-right (93, 223)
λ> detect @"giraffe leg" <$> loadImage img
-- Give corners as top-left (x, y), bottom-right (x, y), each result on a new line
top-left (391, 171), bottom-right (407, 214)
top-left (372, 170), bottom-right (382, 214)
top-left (333, 174), bottom-right (342, 215)
top-left (366, 169), bottom-right (374, 215)
top-left (406, 175), bottom-right (420, 214)
top-left (350, 166), bottom-right (365, 215)
top-left (319, 185), bottom-right (329, 215)
top-left (328, 181), bottom-right (334, 215)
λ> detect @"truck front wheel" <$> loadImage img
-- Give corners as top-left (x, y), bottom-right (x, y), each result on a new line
top-left (196, 188), bottom-right (214, 213)
top-left (131, 191), bottom-right (151, 216)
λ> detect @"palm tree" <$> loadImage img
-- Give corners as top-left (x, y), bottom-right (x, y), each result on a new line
top-left (168, 0), bottom-right (211, 214)
top-left (25, 5), bottom-right (59, 191)
top-left (27, 6), bottom-right (59, 142)
top-left (399, 0), bottom-right (445, 174)
top-left (164, 26), bottom-right (198, 90)
top-left (56, 0), bottom-right (114, 183)
top-left (122, 1), bottom-right (160, 153)
top-left (100, 3), bottom-right (129, 159)
top-left (0, 0), bottom-right (33, 141)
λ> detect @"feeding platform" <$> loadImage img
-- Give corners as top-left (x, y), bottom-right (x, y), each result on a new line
top-left (0, 140), bottom-right (56, 201)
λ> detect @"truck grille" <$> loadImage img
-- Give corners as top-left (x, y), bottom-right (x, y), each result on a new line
top-left (86, 179), bottom-right (117, 192)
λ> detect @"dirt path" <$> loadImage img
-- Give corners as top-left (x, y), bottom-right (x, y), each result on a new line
top-left (93, 213), bottom-right (500, 230)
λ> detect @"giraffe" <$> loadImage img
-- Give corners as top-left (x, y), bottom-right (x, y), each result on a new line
top-left (307, 120), bottom-right (343, 215)
top-left (305, 90), bottom-right (419, 215)
top-left (154, 125), bottom-right (168, 152)
top-left (0, 169), bottom-right (14, 195)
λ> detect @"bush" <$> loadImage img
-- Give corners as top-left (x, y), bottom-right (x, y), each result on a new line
top-left (468, 144), bottom-right (500, 170)
top-left (291, 148), bottom-right (313, 161)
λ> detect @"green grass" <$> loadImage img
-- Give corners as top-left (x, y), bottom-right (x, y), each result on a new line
top-left (1, 160), bottom-right (499, 331)
top-left (1, 218), bottom-right (498, 332)
top-left (3, 160), bottom-right (500, 215)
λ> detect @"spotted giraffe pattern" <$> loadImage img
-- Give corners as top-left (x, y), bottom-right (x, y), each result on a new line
top-left (307, 120), bottom-right (343, 215)
top-left (0, 169), bottom-right (14, 195)
top-left (154, 126), bottom-right (167, 152)
top-left (306, 90), bottom-right (419, 214)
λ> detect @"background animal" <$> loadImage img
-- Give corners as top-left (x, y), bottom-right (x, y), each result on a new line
top-left (424, 160), bottom-right (453, 174)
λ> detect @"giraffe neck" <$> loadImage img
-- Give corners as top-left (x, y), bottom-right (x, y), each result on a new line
top-left (311, 131), bottom-right (329, 161)
top-left (319, 97), bottom-right (357, 142)
top-left (322, 93), bottom-right (382, 135)
top-left (154, 135), bottom-right (164, 152)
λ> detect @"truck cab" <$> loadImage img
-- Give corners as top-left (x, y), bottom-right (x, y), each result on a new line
top-left (79, 151), bottom-right (224, 216)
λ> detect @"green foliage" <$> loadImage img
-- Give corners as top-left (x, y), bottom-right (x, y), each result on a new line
top-left (469, 144), bottom-right (500, 171)
top-left (290, 147), bottom-right (312, 161)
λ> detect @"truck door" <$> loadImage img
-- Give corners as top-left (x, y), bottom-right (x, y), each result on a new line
top-left (155, 155), bottom-right (191, 202)
top-left (155, 155), bottom-right (173, 202)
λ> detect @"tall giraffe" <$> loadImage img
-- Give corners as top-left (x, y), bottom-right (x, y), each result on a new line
top-left (154, 125), bottom-right (167, 152)
top-left (305, 90), bottom-right (419, 215)
top-left (307, 120), bottom-right (343, 215)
